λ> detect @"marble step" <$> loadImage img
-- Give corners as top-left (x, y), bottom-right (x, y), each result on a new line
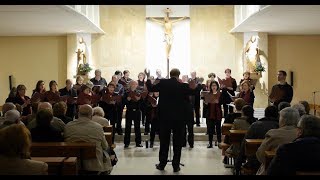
top-left (114, 132), bottom-right (216, 142)
top-left (115, 126), bottom-right (208, 134)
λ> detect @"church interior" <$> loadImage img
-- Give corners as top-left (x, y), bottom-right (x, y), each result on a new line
top-left (0, 5), bottom-right (320, 175)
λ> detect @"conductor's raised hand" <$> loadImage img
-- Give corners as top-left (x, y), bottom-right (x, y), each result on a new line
top-left (144, 68), bottom-right (151, 79)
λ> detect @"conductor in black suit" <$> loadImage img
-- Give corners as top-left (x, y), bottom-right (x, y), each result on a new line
top-left (146, 68), bottom-right (197, 172)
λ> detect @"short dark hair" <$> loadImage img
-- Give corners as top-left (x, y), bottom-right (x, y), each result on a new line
top-left (242, 105), bottom-right (254, 118)
top-left (81, 85), bottom-right (90, 93)
top-left (208, 73), bottom-right (216, 79)
top-left (265, 105), bottom-right (279, 118)
top-left (225, 68), bottom-right (231, 73)
top-left (49, 80), bottom-right (57, 91)
top-left (278, 70), bottom-right (287, 76)
top-left (170, 68), bottom-right (180, 78)
top-left (123, 70), bottom-right (130, 75)
top-left (36, 109), bottom-right (53, 127)
top-left (299, 101), bottom-right (310, 115)
top-left (115, 70), bottom-right (122, 76)
top-left (234, 98), bottom-right (246, 111)
top-left (107, 82), bottom-right (116, 88)
top-left (278, 101), bottom-right (291, 111)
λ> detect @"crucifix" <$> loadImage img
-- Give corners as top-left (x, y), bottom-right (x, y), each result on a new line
top-left (147, 8), bottom-right (189, 78)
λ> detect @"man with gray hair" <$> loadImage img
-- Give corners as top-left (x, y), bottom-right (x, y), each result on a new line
top-left (64, 104), bottom-right (113, 174)
top-left (291, 103), bottom-right (306, 117)
top-left (90, 69), bottom-right (107, 89)
top-left (92, 107), bottom-right (109, 127)
top-left (256, 107), bottom-right (300, 175)
top-left (0, 110), bottom-right (23, 129)
top-left (267, 115), bottom-right (320, 175)
top-left (0, 103), bottom-right (16, 125)
top-left (27, 102), bottom-right (65, 132)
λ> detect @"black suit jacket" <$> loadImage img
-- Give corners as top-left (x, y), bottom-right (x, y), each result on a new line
top-left (267, 136), bottom-right (320, 175)
top-left (146, 78), bottom-right (196, 126)
top-left (59, 87), bottom-right (77, 104)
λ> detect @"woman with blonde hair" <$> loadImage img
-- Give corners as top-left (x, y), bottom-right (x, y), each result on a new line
top-left (0, 124), bottom-right (48, 175)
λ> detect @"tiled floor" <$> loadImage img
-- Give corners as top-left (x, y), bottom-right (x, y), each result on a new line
top-left (111, 141), bottom-right (233, 175)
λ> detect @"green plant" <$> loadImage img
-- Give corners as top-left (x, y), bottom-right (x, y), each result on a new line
top-left (78, 63), bottom-right (93, 75)
top-left (254, 63), bottom-right (265, 73)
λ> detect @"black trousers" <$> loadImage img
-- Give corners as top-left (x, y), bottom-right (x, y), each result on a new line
top-left (183, 121), bottom-right (194, 146)
top-left (150, 117), bottom-right (160, 142)
top-left (145, 108), bottom-right (152, 133)
top-left (66, 104), bottom-right (76, 120)
top-left (207, 119), bottom-right (222, 143)
top-left (159, 121), bottom-right (184, 168)
top-left (116, 104), bottom-right (124, 132)
top-left (140, 103), bottom-right (146, 125)
top-left (194, 106), bottom-right (200, 125)
top-left (223, 104), bottom-right (234, 118)
top-left (124, 110), bottom-right (142, 145)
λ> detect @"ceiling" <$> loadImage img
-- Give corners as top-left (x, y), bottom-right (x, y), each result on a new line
top-left (0, 5), bottom-right (104, 36)
top-left (231, 5), bottom-right (320, 35)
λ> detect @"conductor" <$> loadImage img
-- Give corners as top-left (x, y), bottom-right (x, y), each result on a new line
top-left (146, 68), bottom-right (197, 172)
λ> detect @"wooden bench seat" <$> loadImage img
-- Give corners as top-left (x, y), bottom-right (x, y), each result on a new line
top-left (245, 139), bottom-right (264, 157)
top-left (264, 150), bottom-right (276, 171)
top-left (103, 125), bottom-right (113, 133)
top-left (222, 123), bottom-right (233, 135)
top-left (31, 157), bottom-right (78, 175)
top-left (229, 130), bottom-right (247, 145)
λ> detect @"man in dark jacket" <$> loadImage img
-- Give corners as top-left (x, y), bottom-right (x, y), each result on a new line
top-left (59, 79), bottom-right (77, 119)
top-left (146, 68), bottom-right (197, 172)
top-left (267, 115), bottom-right (320, 175)
top-left (269, 70), bottom-right (293, 107)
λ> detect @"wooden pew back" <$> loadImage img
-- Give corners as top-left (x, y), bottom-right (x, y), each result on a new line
top-left (31, 157), bottom-right (78, 175)
top-left (245, 139), bottom-right (264, 157)
top-left (229, 130), bottom-right (247, 145)
top-left (222, 123), bottom-right (233, 135)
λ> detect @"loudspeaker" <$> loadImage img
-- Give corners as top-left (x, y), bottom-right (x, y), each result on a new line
top-left (290, 71), bottom-right (293, 86)
top-left (9, 75), bottom-right (12, 90)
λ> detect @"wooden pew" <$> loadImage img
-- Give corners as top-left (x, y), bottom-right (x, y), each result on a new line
top-left (31, 157), bottom-right (78, 175)
top-left (104, 132), bottom-right (112, 146)
top-left (264, 150), bottom-right (276, 171)
top-left (103, 125), bottom-right (113, 133)
top-left (229, 130), bottom-right (247, 145)
top-left (245, 139), bottom-right (264, 157)
top-left (222, 123), bottom-right (233, 135)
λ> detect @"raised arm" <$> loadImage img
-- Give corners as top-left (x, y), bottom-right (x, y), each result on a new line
top-left (147, 17), bottom-right (164, 25)
top-left (171, 16), bottom-right (187, 24)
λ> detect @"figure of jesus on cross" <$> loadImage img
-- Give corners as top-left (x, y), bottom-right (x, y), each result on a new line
top-left (147, 8), bottom-right (188, 59)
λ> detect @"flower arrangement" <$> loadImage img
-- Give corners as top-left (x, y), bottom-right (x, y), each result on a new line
top-left (78, 63), bottom-right (93, 75)
top-left (254, 62), bottom-right (266, 74)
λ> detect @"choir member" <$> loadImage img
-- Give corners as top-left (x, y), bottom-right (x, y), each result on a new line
top-left (119, 70), bottom-right (132, 92)
top-left (238, 80), bottom-right (255, 107)
top-left (204, 81), bottom-right (223, 148)
top-left (188, 71), bottom-right (201, 127)
top-left (5, 87), bottom-right (17, 103)
top-left (90, 69), bottom-right (107, 90)
top-left (123, 80), bottom-right (143, 148)
top-left (156, 69), bottom-right (164, 80)
top-left (77, 85), bottom-right (92, 106)
top-left (73, 76), bottom-right (84, 95)
top-left (91, 85), bottom-right (102, 108)
top-left (32, 80), bottom-right (46, 96)
top-left (43, 80), bottom-right (61, 105)
top-left (144, 92), bottom-right (153, 136)
top-left (208, 72), bottom-right (216, 82)
top-left (59, 79), bottom-right (77, 119)
top-left (269, 70), bottom-right (293, 107)
top-left (149, 92), bottom-right (160, 148)
top-left (220, 68), bottom-right (237, 118)
top-left (137, 72), bottom-right (147, 126)
top-left (100, 82), bottom-right (120, 144)
top-left (111, 74), bottom-right (125, 135)
top-left (239, 71), bottom-right (255, 91)
top-left (13, 84), bottom-right (31, 116)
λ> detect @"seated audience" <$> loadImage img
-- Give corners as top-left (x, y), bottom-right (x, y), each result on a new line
top-left (278, 101), bottom-right (291, 111)
top-left (92, 107), bottom-right (110, 127)
top-left (0, 124), bottom-right (48, 175)
top-left (225, 105), bottom-right (256, 157)
top-left (5, 87), bottom-right (17, 103)
top-left (64, 105), bottom-right (113, 174)
top-left (224, 98), bottom-right (246, 124)
top-left (27, 102), bottom-right (65, 132)
top-left (31, 109), bottom-right (63, 142)
top-left (0, 103), bottom-right (16, 125)
top-left (256, 107), bottom-right (299, 175)
top-left (267, 115), bottom-right (320, 175)
top-left (0, 110), bottom-right (23, 129)
top-left (292, 103), bottom-right (306, 117)
top-left (24, 102), bottom-right (39, 126)
top-left (299, 100), bottom-right (310, 115)
top-left (234, 105), bottom-right (280, 174)
top-left (53, 102), bottom-right (72, 124)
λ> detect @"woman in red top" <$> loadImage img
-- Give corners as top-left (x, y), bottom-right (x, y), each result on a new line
top-left (204, 81), bottom-right (223, 148)
top-left (77, 85), bottom-right (92, 106)
top-left (238, 80), bottom-right (255, 107)
top-left (43, 80), bottom-right (61, 105)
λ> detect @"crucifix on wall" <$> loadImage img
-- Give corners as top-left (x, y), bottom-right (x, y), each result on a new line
top-left (147, 8), bottom-right (189, 77)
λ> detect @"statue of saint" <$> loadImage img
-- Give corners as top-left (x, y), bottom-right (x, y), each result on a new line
top-left (147, 8), bottom-right (188, 59)
top-left (245, 35), bottom-right (260, 73)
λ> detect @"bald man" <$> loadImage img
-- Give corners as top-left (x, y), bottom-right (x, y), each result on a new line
top-left (0, 110), bottom-right (23, 129)
top-left (64, 104), bottom-right (113, 174)
top-left (59, 79), bottom-right (77, 119)
top-left (27, 102), bottom-right (65, 132)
